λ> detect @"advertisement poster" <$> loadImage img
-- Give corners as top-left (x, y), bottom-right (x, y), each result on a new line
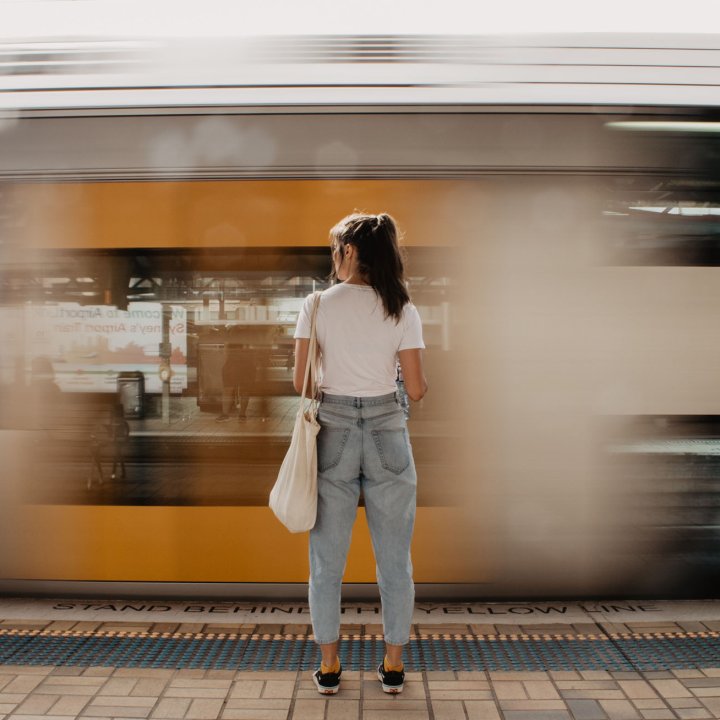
top-left (25, 303), bottom-right (187, 394)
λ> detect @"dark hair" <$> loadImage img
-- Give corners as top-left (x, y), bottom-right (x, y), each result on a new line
top-left (329, 212), bottom-right (410, 322)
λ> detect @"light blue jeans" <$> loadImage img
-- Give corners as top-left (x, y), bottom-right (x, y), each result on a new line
top-left (309, 391), bottom-right (417, 646)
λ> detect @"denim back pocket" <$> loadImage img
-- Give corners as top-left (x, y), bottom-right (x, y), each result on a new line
top-left (317, 427), bottom-right (350, 472)
top-left (371, 429), bottom-right (410, 475)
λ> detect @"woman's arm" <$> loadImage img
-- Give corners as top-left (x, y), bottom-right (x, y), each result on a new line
top-left (293, 338), bottom-right (315, 397)
top-left (398, 348), bottom-right (428, 402)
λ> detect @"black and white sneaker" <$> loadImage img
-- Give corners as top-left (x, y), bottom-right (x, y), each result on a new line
top-left (377, 662), bottom-right (404, 693)
top-left (313, 664), bottom-right (342, 695)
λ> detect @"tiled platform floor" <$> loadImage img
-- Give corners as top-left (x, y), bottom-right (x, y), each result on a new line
top-left (3, 618), bottom-right (720, 719)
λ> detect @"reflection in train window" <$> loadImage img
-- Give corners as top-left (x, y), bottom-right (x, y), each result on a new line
top-left (0, 247), bottom-right (458, 507)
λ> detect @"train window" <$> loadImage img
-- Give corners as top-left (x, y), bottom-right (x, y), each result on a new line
top-left (0, 245), bottom-right (459, 507)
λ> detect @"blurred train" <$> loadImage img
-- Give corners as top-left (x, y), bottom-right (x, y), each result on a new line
top-left (0, 34), bottom-right (719, 598)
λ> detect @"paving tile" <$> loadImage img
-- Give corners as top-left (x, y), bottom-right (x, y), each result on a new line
top-left (502, 712), bottom-right (571, 720)
top-left (550, 672), bottom-right (582, 681)
top-left (82, 706), bottom-right (151, 718)
top-left (288, 699), bottom-right (326, 719)
top-left (3, 716), bottom-right (77, 720)
top-left (88, 697), bottom-right (156, 708)
top-left (185, 698), bottom-right (224, 719)
top-left (562, 690), bottom-right (625, 700)
top-left (469, 624), bottom-right (498, 635)
top-left (113, 670), bottom-right (174, 679)
top-left (524, 680), bottom-right (561, 699)
top-left (668, 698), bottom-right (703, 708)
top-left (225, 699), bottom-right (291, 710)
top-left (363, 624), bottom-right (384, 635)
top-left (3, 677), bottom-right (43, 694)
top-left (163, 687), bottom-right (227, 699)
top-left (72, 622), bottom-right (103, 631)
top-left (618, 681), bottom-right (658, 699)
top-left (675, 709), bottom-right (713, 719)
top-left (0, 693), bottom-right (23, 712)
top-left (631, 699), bottom-right (666, 709)
top-left (51, 695), bottom-right (93, 715)
top-left (97, 679), bottom-right (138, 696)
top-left (234, 672), bottom-right (296, 680)
top-left (457, 672), bottom-right (490, 681)
top-left (672, 670), bottom-right (706, 679)
top-left (49, 667), bottom-right (85, 677)
top-left (130, 679), bottom-right (167, 697)
top-left (363, 711), bottom-right (429, 720)
top-left (581, 672), bottom-right (614, 681)
top-left (701, 669), bottom-right (720, 678)
top-left (572, 624), bottom-right (603, 634)
top-left (611, 673), bottom-right (642, 681)
top-left (430, 700), bottom-right (465, 719)
top-left (171, 670), bottom-right (207, 679)
top-left (564, 699), bottom-right (608, 719)
top-left (428, 681), bottom-right (489, 690)
top-left (204, 670), bottom-right (237, 681)
top-left (149, 623), bottom-right (180, 633)
top-left (12, 694), bottom-right (59, 714)
top-left (326, 699), bottom-right (360, 719)
top-left (82, 668), bottom-right (115, 678)
top-left (43, 674), bottom-right (105, 684)
top-left (636, 711), bottom-right (675, 719)
top-left (427, 690), bottom-right (491, 700)
top-left (363, 701), bottom-right (428, 710)
top-left (34, 684), bottom-right (99, 696)
top-left (223, 707), bottom-right (289, 719)
top-left (599, 699), bottom-right (641, 719)
top-left (699, 697), bottom-right (720, 714)
top-left (168, 679), bottom-right (230, 688)
top-left (0, 668), bottom-right (51, 676)
top-left (149, 698), bottom-right (191, 719)
top-left (499, 700), bottom-right (567, 710)
top-left (556, 682), bottom-right (619, 690)
top-left (230, 680), bottom-right (267, 697)
top-left (682, 679), bottom-right (720, 688)
top-left (261, 680), bottom-right (295, 698)
top-left (176, 624), bottom-right (204, 633)
top-left (492, 681), bottom-right (527, 700)
top-left (648, 679), bottom-right (692, 698)
top-left (490, 672), bottom-right (549, 680)
top-left (493, 624), bottom-right (523, 634)
top-left (463, 700), bottom-right (502, 719)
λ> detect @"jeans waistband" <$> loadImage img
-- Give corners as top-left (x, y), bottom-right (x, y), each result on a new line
top-left (319, 391), bottom-right (398, 407)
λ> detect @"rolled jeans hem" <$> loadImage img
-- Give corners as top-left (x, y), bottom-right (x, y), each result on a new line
top-left (313, 636), bottom-right (339, 645)
top-left (384, 637), bottom-right (410, 646)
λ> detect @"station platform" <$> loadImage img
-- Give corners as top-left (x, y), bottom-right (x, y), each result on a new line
top-left (1, 599), bottom-right (720, 719)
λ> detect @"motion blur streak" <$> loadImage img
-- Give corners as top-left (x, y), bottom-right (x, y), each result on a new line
top-left (0, 33), bottom-right (719, 598)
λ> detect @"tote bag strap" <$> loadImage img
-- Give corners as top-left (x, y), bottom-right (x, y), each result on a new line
top-left (300, 291), bottom-right (322, 411)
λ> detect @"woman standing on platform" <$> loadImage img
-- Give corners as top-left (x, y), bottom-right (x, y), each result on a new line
top-left (293, 213), bottom-right (428, 695)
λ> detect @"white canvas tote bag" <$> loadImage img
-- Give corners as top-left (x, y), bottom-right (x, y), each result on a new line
top-left (269, 291), bottom-right (322, 533)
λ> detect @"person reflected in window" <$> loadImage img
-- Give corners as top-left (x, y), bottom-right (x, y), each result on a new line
top-left (216, 342), bottom-right (256, 422)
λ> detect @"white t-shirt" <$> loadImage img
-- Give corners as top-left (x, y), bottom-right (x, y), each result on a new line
top-left (294, 283), bottom-right (425, 397)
